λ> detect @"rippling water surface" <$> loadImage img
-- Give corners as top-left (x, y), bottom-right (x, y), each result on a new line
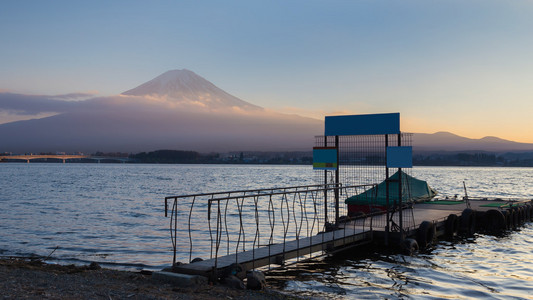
top-left (1, 164), bottom-right (532, 299)
top-left (268, 225), bottom-right (533, 299)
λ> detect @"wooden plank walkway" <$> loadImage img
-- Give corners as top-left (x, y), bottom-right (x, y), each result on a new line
top-left (175, 225), bottom-right (372, 276)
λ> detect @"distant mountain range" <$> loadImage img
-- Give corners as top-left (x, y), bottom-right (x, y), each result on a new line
top-left (413, 132), bottom-right (533, 154)
top-left (1, 69), bottom-right (532, 154)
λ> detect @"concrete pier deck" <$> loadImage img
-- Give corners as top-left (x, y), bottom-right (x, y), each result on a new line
top-left (175, 225), bottom-right (372, 277)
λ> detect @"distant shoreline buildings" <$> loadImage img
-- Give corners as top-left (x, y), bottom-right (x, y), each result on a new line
top-left (2, 149), bottom-right (533, 167)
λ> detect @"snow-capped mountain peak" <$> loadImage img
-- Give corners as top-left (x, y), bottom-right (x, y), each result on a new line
top-left (122, 69), bottom-right (262, 111)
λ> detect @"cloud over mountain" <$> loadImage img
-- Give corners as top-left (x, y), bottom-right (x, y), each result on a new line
top-left (0, 93), bottom-right (75, 115)
top-left (2, 69), bottom-right (532, 154)
top-left (0, 70), bottom-right (322, 153)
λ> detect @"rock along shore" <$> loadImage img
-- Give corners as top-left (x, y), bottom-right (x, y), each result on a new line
top-left (0, 258), bottom-right (303, 300)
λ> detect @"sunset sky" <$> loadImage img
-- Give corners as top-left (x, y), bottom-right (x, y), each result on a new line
top-left (1, 1), bottom-right (532, 142)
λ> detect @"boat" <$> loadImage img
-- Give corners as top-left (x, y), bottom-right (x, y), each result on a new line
top-left (346, 170), bottom-right (437, 214)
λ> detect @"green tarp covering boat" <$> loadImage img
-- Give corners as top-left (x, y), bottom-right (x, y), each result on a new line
top-left (345, 170), bottom-right (437, 208)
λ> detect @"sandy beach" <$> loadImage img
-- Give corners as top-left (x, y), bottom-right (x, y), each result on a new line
top-left (0, 258), bottom-right (299, 300)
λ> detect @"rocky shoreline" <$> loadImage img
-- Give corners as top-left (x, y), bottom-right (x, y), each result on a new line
top-left (0, 258), bottom-right (301, 299)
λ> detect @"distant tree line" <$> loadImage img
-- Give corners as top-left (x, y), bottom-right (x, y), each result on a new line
top-left (127, 150), bottom-right (312, 164)
top-left (413, 152), bottom-right (533, 167)
top-left (123, 150), bottom-right (533, 166)
top-left (129, 150), bottom-right (218, 164)
top-left (94, 151), bottom-right (130, 157)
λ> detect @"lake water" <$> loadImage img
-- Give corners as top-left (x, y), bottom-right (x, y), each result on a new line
top-left (1, 163), bottom-right (532, 299)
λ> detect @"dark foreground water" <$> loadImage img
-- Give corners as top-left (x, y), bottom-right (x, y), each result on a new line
top-left (268, 226), bottom-right (533, 299)
top-left (1, 164), bottom-right (532, 299)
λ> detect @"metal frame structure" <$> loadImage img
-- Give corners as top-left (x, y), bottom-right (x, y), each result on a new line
top-left (162, 113), bottom-right (416, 277)
top-left (315, 113), bottom-right (414, 245)
top-left (164, 183), bottom-right (376, 276)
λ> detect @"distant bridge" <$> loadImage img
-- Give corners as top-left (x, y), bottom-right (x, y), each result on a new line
top-left (0, 155), bottom-right (131, 163)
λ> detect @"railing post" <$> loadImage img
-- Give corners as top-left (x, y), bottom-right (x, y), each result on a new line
top-left (324, 136), bottom-right (328, 225)
top-left (385, 134), bottom-right (389, 246)
top-left (335, 135), bottom-right (339, 224)
top-left (398, 133), bottom-right (404, 241)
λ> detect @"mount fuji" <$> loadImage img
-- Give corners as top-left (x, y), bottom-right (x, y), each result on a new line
top-left (123, 69), bottom-right (262, 111)
top-left (0, 70), bottom-right (322, 153)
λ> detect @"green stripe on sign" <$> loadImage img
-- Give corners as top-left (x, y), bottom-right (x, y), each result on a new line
top-left (313, 162), bottom-right (338, 169)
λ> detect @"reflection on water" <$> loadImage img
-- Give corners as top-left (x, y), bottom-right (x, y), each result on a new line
top-left (0, 164), bottom-right (532, 298)
top-left (268, 224), bottom-right (533, 299)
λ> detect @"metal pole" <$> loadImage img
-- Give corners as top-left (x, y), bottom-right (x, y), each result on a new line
top-left (385, 134), bottom-right (389, 246)
top-left (398, 133), bottom-right (403, 241)
top-left (324, 137), bottom-right (328, 225)
top-left (335, 135), bottom-right (339, 224)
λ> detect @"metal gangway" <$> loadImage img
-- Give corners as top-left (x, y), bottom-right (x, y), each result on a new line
top-left (164, 183), bottom-right (380, 278)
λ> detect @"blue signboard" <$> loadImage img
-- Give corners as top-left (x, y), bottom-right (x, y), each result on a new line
top-left (325, 113), bottom-right (400, 136)
top-left (313, 147), bottom-right (338, 170)
top-left (386, 146), bottom-right (413, 168)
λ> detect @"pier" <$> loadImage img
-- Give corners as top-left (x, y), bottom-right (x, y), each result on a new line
top-left (165, 185), bottom-right (532, 280)
top-left (163, 113), bottom-right (533, 285)
top-left (165, 183), bottom-right (375, 278)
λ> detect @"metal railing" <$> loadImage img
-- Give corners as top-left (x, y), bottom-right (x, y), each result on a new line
top-left (164, 183), bottom-right (376, 269)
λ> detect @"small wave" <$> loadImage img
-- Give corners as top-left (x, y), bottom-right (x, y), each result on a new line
top-left (87, 253), bottom-right (110, 258)
top-left (55, 231), bottom-right (77, 235)
top-left (127, 212), bottom-right (149, 218)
